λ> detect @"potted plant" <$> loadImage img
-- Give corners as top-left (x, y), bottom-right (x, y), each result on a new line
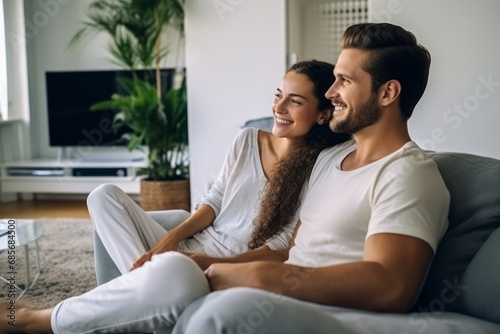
top-left (69, 0), bottom-right (190, 211)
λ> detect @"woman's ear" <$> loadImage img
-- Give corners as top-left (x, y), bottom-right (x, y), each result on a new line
top-left (317, 108), bottom-right (333, 125)
top-left (380, 80), bottom-right (401, 107)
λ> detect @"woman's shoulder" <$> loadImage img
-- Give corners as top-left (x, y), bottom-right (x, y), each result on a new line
top-left (235, 127), bottom-right (260, 143)
top-left (229, 127), bottom-right (260, 151)
top-left (238, 126), bottom-right (259, 137)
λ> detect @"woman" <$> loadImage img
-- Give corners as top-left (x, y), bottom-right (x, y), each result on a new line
top-left (91, 60), bottom-right (350, 282)
top-left (0, 60), bottom-right (350, 333)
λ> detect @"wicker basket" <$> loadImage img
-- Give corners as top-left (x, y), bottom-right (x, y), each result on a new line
top-left (139, 179), bottom-right (191, 211)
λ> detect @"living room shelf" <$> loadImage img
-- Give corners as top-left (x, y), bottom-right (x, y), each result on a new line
top-left (0, 159), bottom-right (147, 195)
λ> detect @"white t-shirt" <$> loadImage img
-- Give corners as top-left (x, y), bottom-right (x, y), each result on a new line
top-left (286, 139), bottom-right (450, 268)
top-left (191, 128), bottom-right (299, 256)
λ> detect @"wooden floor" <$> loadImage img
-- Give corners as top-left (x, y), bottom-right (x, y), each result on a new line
top-left (0, 199), bottom-right (90, 219)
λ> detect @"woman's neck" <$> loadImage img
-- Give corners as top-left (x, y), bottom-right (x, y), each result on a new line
top-left (258, 131), bottom-right (302, 178)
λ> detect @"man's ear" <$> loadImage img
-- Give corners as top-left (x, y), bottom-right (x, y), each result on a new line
top-left (317, 108), bottom-right (333, 125)
top-left (380, 80), bottom-right (401, 107)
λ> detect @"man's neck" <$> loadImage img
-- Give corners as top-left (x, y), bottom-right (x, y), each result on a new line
top-left (341, 125), bottom-right (411, 171)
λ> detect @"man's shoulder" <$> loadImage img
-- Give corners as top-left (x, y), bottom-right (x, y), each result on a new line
top-left (385, 141), bottom-right (439, 171)
top-left (379, 141), bottom-right (448, 193)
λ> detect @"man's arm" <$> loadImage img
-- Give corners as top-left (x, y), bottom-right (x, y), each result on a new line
top-left (183, 245), bottom-right (287, 271)
top-left (184, 220), bottom-right (302, 270)
top-left (204, 233), bottom-right (433, 312)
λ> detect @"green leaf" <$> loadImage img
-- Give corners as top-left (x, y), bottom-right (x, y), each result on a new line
top-left (116, 77), bottom-right (136, 94)
top-left (90, 100), bottom-right (116, 110)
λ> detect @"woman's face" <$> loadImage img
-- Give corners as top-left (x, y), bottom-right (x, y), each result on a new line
top-left (271, 71), bottom-right (327, 140)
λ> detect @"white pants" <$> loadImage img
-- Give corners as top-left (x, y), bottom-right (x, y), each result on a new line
top-left (51, 252), bottom-right (210, 333)
top-left (50, 184), bottom-right (211, 333)
top-left (88, 183), bottom-right (207, 275)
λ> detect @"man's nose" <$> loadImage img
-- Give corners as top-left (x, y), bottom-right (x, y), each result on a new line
top-left (325, 82), bottom-right (339, 100)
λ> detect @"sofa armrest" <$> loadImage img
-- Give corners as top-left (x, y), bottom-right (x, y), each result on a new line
top-left (147, 209), bottom-right (191, 231)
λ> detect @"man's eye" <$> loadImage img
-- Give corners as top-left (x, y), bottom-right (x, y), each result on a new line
top-left (274, 93), bottom-right (282, 99)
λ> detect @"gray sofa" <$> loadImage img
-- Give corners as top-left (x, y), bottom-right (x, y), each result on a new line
top-left (275, 151), bottom-right (500, 334)
top-left (95, 150), bottom-right (500, 333)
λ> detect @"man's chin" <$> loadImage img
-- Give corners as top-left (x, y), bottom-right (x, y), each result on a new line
top-left (329, 121), bottom-right (350, 134)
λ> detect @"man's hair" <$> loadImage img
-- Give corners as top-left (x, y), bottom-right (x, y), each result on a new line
top-left (342, 23), bottom-right (431, 119)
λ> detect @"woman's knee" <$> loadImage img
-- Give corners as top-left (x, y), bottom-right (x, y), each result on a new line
top-left (137, 252), bottom-right (210, 308)
top-left (87, 183), bottom-right (123, 207)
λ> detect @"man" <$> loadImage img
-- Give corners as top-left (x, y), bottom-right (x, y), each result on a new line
top-left (0, 23), bottom-right (449, 334)
top-left (171, 22), bottom-right (450, 333)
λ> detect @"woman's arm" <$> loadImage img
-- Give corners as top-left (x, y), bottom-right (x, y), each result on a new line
top-left (132, 131), bottom-right (254, 271)
top-left (131, 204), bottom-right (216, 270)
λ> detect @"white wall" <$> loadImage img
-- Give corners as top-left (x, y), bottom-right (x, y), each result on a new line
top-left (370, 0), bottom-right (500, 159)
top-left (23, 0), bottom-right (185, 159)
top-left (185, 0), bottom-right (286, 205)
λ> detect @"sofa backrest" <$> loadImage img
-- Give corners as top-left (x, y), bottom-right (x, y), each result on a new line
top-left (242, 117), bottom-right (274, 132)
top-left (414, 152), bottom-right (500, 324)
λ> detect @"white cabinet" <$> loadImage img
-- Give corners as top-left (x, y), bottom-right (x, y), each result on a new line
top-left (0, 159), bottom-right (147, 195)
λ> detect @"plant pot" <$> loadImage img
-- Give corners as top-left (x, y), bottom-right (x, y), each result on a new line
top-left (139, 179), bottom-right (191, 212)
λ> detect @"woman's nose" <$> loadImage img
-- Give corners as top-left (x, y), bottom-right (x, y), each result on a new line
top-left (274, 99), bottom-right (287, 113)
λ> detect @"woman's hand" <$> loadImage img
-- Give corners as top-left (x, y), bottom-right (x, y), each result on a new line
top-left (130, 205), bottom-right (217, 271)
top-left (130, 234), bottom-right (181, 271)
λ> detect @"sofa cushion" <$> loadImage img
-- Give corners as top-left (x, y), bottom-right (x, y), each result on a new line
top-left (460, 228), bottom-right (500, 324)
top-left (414, 152), bottom-right (500, 323)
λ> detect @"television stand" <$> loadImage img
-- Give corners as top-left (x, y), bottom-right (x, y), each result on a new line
top-left (57, 147), bottom-right (146, 164)
top-left (0, 159), bottom-right (147, 196)
top-left (77, 157), bottom-right (146, 163)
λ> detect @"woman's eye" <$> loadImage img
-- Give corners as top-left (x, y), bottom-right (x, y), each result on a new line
top-left (291, 99), bottom-right (302, 105)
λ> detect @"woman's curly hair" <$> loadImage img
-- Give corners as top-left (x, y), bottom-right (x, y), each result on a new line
top-left (248, 60), bottom-right (351, 250)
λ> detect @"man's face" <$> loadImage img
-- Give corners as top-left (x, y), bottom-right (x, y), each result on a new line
top-left (325, 49), bottom-right (382, 134)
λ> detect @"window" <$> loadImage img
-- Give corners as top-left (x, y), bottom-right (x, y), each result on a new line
top-left (287, 0), bottom-right (369, 67)
top-left (0, 0), bottom-right (8, 121)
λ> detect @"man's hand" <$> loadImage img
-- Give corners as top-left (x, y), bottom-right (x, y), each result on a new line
top-left (204, 262), bottom-right (263, 291)
top-left (178, 251), bottom-right (221, 271)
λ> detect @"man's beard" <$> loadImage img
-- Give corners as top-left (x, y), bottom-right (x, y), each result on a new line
top-left (330, 93), bottom-right (382, 134)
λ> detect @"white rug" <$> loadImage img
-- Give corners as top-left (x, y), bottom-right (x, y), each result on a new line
top-left (0, 218), bottom-right (97, 309)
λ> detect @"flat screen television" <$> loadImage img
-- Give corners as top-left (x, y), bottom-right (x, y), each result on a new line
top-left (45, 69), bottom-right (178, 147)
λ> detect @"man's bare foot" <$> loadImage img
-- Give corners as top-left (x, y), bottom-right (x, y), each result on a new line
top-left (0, 301), bottom-right (53, 334)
